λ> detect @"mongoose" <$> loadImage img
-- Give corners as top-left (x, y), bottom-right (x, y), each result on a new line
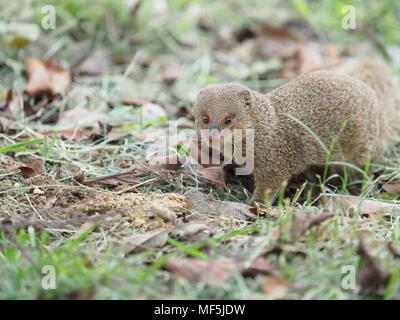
top-left (193, 58), bottom-right (400, 204)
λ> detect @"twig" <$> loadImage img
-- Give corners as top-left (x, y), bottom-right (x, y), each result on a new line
top-left (116, 178), bottom-right (157, 194)
top-left (25, 194), bottom-right (44, 220)
top-left (354, 26), bottom-right (390, 61)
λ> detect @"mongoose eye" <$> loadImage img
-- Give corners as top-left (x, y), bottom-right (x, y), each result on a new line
top-left (202, 115), bottom-right (209, 124)
top-left (224, 117), bottom-right (233, 125)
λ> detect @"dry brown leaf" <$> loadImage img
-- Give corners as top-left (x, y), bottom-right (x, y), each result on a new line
top-left (1, 218), bottom-right (43, 233)
top-left (282, 42), bottom-right (325, 78)
top-left (24, 59), bottom-right (71, 97)
top-left (7, 158), bottom-right (45, 178)
top-left (169, 223), bottom-right (210, 241)
top-left (196, 167), bottom-right (227, 189)
top-left (242, 257), bottom-right (277, 278)
top-left (83, 170), bottom-right (141, 186)
top-left (0, 215), bottom-right (69, 234)
top-left (150, 153), bottom-right (186, 171)
top-left (382, 183), bottom-right (400, 194)
top-left (263, 243), bottom-right (307, 258)
top-left (186, 189), bottom-right (256, 221)
top-left (121, 97), bottom-right (153, 106)
top-left (0, 116), bottom-right (12, 133)
top-left (255, 24), bottom-right (299, 59)
top-left (75, 48), bottom-right (111, 76)
top-left (326, 43), bottom-right (341, 66)
top-left (155, 64), bottom-right (183, 83)
top-left (261, 276), bottom-right (290, 297)
top-left (131, 129), bottom-right (166, 142)
top-left (291, 212), bottom-right (333, 241)
top-left (357, 239), bottom-right (391, 297)
top-left (58, 105), bottom-right (107, 127)
top-left (164, 257), bottom-right (242, 286)
top-left (141, 103), bottom-right (167, 121)
top-left (333, 197), bottom-right (400, 216)
top-left (40, 128), bottom-right (93, 142)
top-left (123, 230), bottom-right (170, 255)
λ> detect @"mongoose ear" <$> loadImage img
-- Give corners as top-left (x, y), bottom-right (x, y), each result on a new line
top-left (238, 89), bottom-right (252, 107)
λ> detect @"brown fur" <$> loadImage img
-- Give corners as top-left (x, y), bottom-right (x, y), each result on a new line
top-left (193, 58), bottom-right (400, 204)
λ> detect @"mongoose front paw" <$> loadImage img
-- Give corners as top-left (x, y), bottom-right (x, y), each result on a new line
top-left (249, 196), bottom-right (264, 207)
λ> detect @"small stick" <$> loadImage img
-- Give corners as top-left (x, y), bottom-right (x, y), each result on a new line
top-left (116, 178), bottom-right (157, 194)
top-left (25, 194), bottom-right (44, 220)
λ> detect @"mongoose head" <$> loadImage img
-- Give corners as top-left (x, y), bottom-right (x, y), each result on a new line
top-left (193, 83), bottom-right (254, 142)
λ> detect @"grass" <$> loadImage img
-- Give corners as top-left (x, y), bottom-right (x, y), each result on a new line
top-left (0, 138), bottom-right (44, 153)
top-left (3, 203), bottom-right (392, 299)
top-left (1, 0), bottom-right (400, 300)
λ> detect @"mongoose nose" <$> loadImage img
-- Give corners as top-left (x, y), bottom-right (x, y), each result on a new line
top-left (209, 128), bottom-right (221, 138)
top-left (202, 128), bottom-right (221, 143)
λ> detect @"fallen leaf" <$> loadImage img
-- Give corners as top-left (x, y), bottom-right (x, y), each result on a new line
top-left (0, 116), bottom-right (12, 133)
top-left (382, 183), bottom-right (400, 195)
top-left (196, 167), bottom-right (227, 189)
top-left (255, 24), bottom-right (299, 59)
top-left (150, 153), bottom-right (186, 171)
top-left (155, 64), bottom-right (183, 83)
top-left (131, 129), bottom-right (166, 142)
top-left (242, 257), bottom-right (277, 278)
top-left (123, 230), bottom-right (169, 255)
top-left (186, 189), bottom-right (256, 220)
top-left (122, 97), bottom-right (153, 106)
top-left (176, 105), bottom-right (191, 118)
top-left (263, 243), bottom-right (307, 258)
top-left (291, 211), bottom-right (333, 241)
top-left (75, 48), bottom-right (111, 76)
top-left (24, 59), bottom-right (72, 97)
top-left (40, 128), bottom-right (94, 142)
top-left (169, 223), bottom-right (210, 241)
top-left (0, 215), bottom-right (68, 234)
top-left (58, 105), bottom-right (107, 127)
top-left (325, 43), bottom-right (340, 66)
top-left (282, 42), bottom-right (325, 78)
top-left (261, 276), bottom-right (290, 297)
top-left (332, 197), bottom-right (400, 216)
top-left (357, 239), bottom-right (391, 297)
top-left (141, 103), bottom-right (167, 122)
top-left (164, 257), bottom-right (242, 286)
top-left (83, 170), bottom-right (141, 186)
top-left (7, 158), bottom-right (45, 178)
